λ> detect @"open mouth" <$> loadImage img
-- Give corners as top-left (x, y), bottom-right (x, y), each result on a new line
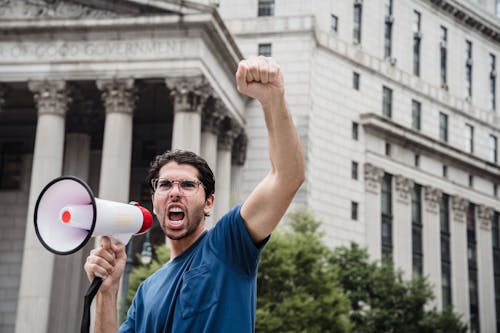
top-left (168, 207), bottom-right (185, 225)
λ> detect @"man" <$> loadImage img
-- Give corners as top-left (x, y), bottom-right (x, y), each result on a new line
top-left (84, 56), bottom-right (305, 332)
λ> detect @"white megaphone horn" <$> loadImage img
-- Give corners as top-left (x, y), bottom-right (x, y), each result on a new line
top-left (34, 176), bottom-right (153, 255)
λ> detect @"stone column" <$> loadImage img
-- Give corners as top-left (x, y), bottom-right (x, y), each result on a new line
top-left (477, 205), bottom-right (496, 333)
top-left (393, 175), bottom-right (414, 280)
top-left (450, 195), bottom-right (469, 323)
top-left (214, 117), bottom-right (241, 222)
top-left (49, 99), bottom-right (95, 333)
top-left (423, 186), bottom-right (442, 309)
top-left (231, 132), bottom-right (248, 205)
top-left (363, 163), bottom-right (384, 260)
top-left (166, 76), bottom-right (208, 154)
top-left (96, 79), bottom-right (135, 202)
top-left (201, 97), bottom-right (225, 173)
top-left (16, 80), bottom-right (70, 333)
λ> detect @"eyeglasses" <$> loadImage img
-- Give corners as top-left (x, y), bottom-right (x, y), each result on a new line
top-left (151, 178), bottom-right (203, 197)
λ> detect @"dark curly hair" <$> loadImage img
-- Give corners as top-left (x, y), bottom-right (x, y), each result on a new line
top-left (146, 150), bottom-right (215, 200)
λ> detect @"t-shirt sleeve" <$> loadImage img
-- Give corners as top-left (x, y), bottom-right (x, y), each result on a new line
top-left (208, 204), bottom-right (269, 276)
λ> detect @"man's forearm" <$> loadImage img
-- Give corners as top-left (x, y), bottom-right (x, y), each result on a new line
top-left (94, 292), bottom-right (119, 332)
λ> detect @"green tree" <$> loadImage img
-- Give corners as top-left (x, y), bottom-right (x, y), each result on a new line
top-left (330, 243), bottom-right (467, 333)
top-left (256, 210), bottom-right (352, 333)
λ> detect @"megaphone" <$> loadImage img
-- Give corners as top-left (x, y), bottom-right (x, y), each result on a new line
top-left (34, 176), bottom-right (153, 255)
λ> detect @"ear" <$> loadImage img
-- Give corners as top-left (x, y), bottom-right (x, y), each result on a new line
top-left (204, 194), bottom-right (215, 216)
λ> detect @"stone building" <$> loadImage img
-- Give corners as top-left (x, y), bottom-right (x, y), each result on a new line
top-left (0, 0), bottom-right (499, 333)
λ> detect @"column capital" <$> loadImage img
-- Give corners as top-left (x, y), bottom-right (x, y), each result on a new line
top-left (451, 195), bottom-right (469, 223)
top-left (202, 97), bottom-right (226, 134)
top-left (218, 116), bottom-right (242, 151)
top-left (28, 80), bottom-right (70, 117)
top-left (232, 131), bottom-right (248, 166)
top-left (364, 163), bottom-right (384, 194)
top-left (395, 175), bottom-right (414, 204)
top-left (424, 186), bottom-right (442, 214)
top-left (96, 78), bottom-right (135, 115)
top-left (478, 205), bottom-right (494, 230)
top-left (166, 75), bottom-right (211, 114)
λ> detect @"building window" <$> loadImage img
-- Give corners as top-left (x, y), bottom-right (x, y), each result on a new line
top-left (353, 2), bottom-right (362, 44)
top-left (490, 54), bottom-right (496, 111)
top-left (257, 0), bottom-right (274, 16)
top-left (384, 0), bottom-right (393, 59)
top-left (469, 174), bottom-right (474, 188)
top-left (352, 121), bottom-right (359, 140)
top-left (412, 10), bottom-right (422, 77)
top-left (351, 201), bottom-right (359, 220)
top-left (443, 165), bottom-right (448, 178)
top-left (351, 161), bottom-right (358, 180)
top-left (331, 14), bottom-right (338, 33)
top-left (353, 72), bottom-right (360, 90)
top-left (440, 194), bottom-right (452, 309)
top-left (465, 123), bottom-right (474, 154)
top-left (414, 154), bottom-right (420, 167)
top-left (440, 26), bottom-right (448, 88)
top-left (439, 112), bottom-right (448, 142)
top-left (0, 142), bottom-right (23, 190)
top-left (492, 212), bottom-right (500, 332)
top-left (412, 100), bottom-right (421, 130)
top-left (467, 203), bottom-right (480, 333)
top-left (466, 40), bottom-right (473, 99)
top-left (382, 86), bottom-right (392, 118)
top-left (258, 43), bottom-right (272, 57)
top-left (381, 173), bottom-right (393, 260)
top-left (494, 184), bottom-right (498, 197)
top-left (490, 134), bottom-right (498, 163)
top-left (385, 142), bottom-right (391, 156)
top-left (412, 184), bottom-right (423, 277)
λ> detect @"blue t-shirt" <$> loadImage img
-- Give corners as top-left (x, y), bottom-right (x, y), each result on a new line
top-left (119, 204), bottom-right (268, 333)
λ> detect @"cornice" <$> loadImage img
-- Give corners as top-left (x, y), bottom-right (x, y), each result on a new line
top-left (360, 112), bottom-right (500, 181)
top-left (422, 0), bottom-right (500, 43)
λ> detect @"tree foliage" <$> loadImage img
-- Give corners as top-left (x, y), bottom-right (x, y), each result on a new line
top-left (256, 209), bottom-right (352, 332)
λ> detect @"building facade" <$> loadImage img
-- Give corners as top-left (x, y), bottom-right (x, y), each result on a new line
top-left (0, 0), bottom-right (499, 332)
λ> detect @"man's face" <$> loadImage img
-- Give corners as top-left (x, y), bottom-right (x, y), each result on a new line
top-left (152, 161), bottom-right (214, 241)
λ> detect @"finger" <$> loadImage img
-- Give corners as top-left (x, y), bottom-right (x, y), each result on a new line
top-left (90, 247), bottom-right (116, 265)
top-left (99, 235), bottom-right (112, 249)
top-left (247, 56), bottom-right (260, 82)
top-left (267, 61), bottom-right (280, 83)
top-left (258, 56), bottom-right (270, 84)
top-left (236, 61), bottom-right (248, 92)
top-left (111, 243), bottom-right (127, 260)
top-left (86, 255), bottom-right (115, 275)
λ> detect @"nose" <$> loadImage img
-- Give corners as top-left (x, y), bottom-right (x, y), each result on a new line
top-left (168, 182), bottom-right (182, 197)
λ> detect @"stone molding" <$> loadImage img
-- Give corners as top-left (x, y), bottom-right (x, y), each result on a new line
top-left (451, 195), bottom-right (469, 223)
top-left (166, 76), bottom-right (210, 115)
top-left (477, 205), bottom-right (494, 230)
top-left (232, 131), bottom-right (248, 166)
top-left (28, 80), bottom-right (70, 117)
top-left (0, 0), bottom-right (122, 20)
top-left (363, 163), bottom-right (384, 194)
top-left (424, 186), bottom-right (442, 214)
top-left (395, 175), bottom-right (414, 204)
top-left (96, 78), bottom-right (135, 115)
top-left (218, 116), bottom-right (242, 151)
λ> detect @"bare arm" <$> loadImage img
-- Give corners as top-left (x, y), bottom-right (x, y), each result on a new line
top-left (84, 236), bottom-right (127, 332)
top-left (237, 56), bottom-right (305, 243)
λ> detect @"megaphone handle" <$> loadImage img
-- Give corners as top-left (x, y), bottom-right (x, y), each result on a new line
top-left (80, 277), bottom-right (103, 333)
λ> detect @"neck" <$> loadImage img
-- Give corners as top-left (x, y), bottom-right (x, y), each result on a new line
top-left (169, 226), bottom-right (206, 259)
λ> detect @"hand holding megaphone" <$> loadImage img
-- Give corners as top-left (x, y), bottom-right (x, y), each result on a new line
top-left (34, 176), bottom-right (153, 333)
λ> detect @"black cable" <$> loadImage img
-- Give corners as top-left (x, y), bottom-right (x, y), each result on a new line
top-left (80, 277), bottom-right (104, 333)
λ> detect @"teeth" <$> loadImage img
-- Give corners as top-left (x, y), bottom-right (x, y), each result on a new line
top-left (169, 207), bottom-right (183, 213)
